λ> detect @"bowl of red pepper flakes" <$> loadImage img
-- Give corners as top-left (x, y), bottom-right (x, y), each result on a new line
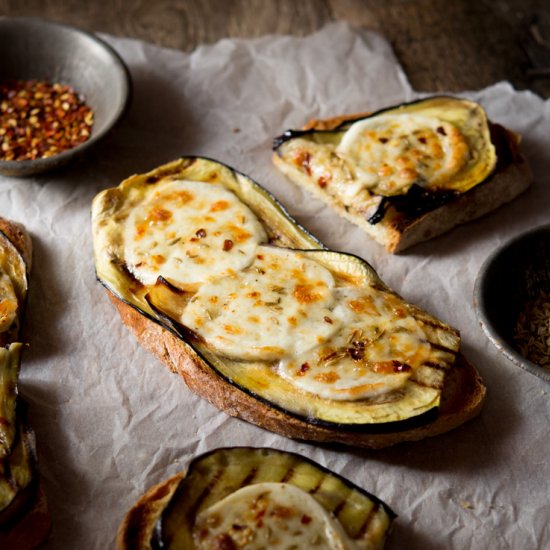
top-left (0, 17), bottom-right (131, 177)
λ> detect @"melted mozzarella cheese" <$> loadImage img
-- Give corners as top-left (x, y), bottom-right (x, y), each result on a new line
top-left (117, 175), bottom-right (454, 402)
top-left (192, 482), bottom-right (360, 550)
top-left (181, 246), bottom-right (341, 361)
top-left (0, 273), bottom-right (17, 333)
top-left (336, 114), bottom-right (470, 196)
top-left (123, 179), bottom-right (267, 287)
top-left (278, 287), bottom-right (431, 400)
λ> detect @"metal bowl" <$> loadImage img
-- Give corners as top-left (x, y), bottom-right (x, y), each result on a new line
top-left (474, 224), bottom-right (550, 382)
top-left (0, 17), bottom-right (131, 177)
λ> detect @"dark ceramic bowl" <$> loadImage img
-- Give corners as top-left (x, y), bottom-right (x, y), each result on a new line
top-left (0, 17), bottom-right (131, 177)
top-left (474, 224), bottom-right (550, 382)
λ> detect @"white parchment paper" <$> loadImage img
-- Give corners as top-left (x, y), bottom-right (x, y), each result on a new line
top-left (1, 22), bottom-right (549, 549)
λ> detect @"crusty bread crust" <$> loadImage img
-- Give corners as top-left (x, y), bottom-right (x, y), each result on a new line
top-left (116, 472), bottom-right (184, 550)
top-left (109, 292), bottom-right (486, 450)
top-left (0, 219), bottom-right (50, 549)
top-left (273, 115), bottom-right (533, 253)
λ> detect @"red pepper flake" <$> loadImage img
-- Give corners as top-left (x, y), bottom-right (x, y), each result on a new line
top-left (391, 304), bottom-right (407, 318)
top-left (393, 361), bottom-right (412, 373)
top-left (318, 175), bottom-right (329, 188)
top-left (301, 514), bottom-right (313, 524)
top-left (0, 79), bottom-right (94, 161)
top-left (372, 360), bottom-right (411, 374)
top-left (223, 239), bottom-right (234, 251)
top-left (297, 362), bottom-right (310, 376)
top-left (147, 207), bottom-right (172, 223)
top-left (196, 228), bottom-right (207, 238)
top-left (213, 534), bottom-right (236, 550)
top-left (294, 150), bottom-right (312, 176)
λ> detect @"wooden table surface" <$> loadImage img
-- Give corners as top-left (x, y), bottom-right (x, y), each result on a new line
top-left (1, 0), bottom-right (549, 98)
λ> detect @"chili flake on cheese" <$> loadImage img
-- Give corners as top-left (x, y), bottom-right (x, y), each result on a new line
top-left (116, 174), bottom-right (459, 401)
top-left (123, 179), bottom-right (267, 287)
top-left (336, 114), bottom-right (470, 196)
top-left (192, 482), bottom-right (360, 550)
top-left (180, 246), bottom-right (341, 361)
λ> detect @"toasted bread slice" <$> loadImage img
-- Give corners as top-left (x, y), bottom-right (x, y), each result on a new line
top-left (0, 218), bottom-right (51, 549)
top-left (92, 157), bottom-right (486, 450)
top-left (117, 472), bottom-right (184, 550)
top-left (110, 294), bottom-right (485, 449)
top-left (273, 97), bottom-right (533, 253)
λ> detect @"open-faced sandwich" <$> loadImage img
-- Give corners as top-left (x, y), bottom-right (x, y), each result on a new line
top-left (92, 157), bottom-right (486, 449)
top-left (0, 218), bottom-right (50, 549)
top-left (273, 96), bottom-right (533, 252)
top-left (116, 447), bottom-right (395, 549)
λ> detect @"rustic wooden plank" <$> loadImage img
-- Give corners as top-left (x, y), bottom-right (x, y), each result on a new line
top-left (327, 0), bottom-right (550, 98)
top-left (0, 0), bottom-right (548, 97)
top-left (0, 0), bottom-right (332, 49)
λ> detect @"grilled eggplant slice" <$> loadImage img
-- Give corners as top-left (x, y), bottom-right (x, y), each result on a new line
top-left (117, 447), bottom-right (395, 549)
top-left (0, 226), bottom-right (35, 528)
top-left (273, 96), bottom-right (532, 252)
top-left (0, 228), bottom-right (28, 347)
top-left (0, 218), bottom-right (50, 549)
top-left (0, 344), bottom-right (37, 527)
top-left (0, 342), bottom-right (20, 460)
top-left (92, 157), bottom-right (485, 448)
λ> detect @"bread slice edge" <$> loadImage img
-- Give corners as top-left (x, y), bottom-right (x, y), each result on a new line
top-left (273, 117), bottom-right (533, 253)
top-left (109, 292), bottom-right (486, 450)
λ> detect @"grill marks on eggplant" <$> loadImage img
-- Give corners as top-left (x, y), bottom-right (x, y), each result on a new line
top-left (239, 467), bottom-right (258, 488)
top-left (331, 497), bottom-right (349, 519)
top-left (308, 477), bottom-right (324, 496)
top-left (154, 448), bottom-right (395, 548)
top-left (280, 466), bottom-right (296, 484)
top-left (93, 157), bottom-right (462, 435)
top-left (357, 502), bottom-right (381, 540)
top-left (423, 361), bottom-right (450, 371)
top-left (185, 468), bottom-right (225, 526)
top-left (409, 377), bottom-right (442, 390)
top-left (430, 341), bottom-right (459, 354)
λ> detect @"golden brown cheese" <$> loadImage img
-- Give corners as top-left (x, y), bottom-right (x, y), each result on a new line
top-left (93, 163), bottom-right (461, 406)
top-left (123, 179), bottom-right (267, 287)
top-left (192, 482), bottom-right (361, 550)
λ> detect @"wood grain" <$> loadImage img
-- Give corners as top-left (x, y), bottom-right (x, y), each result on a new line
top-left (0, 0), bottom-right (549, 97)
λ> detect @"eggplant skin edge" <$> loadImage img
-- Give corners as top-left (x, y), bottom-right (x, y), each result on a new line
top-left (94, 156), bottom-right (486, 449)
top-left (98, 254), bottom-right (442, 437)
top-left (272, 97), bottom-right (533, 253)
top-left (108, 290), bottom-right (486, 450)
top-left (116, 447), bottom-right (397, 550)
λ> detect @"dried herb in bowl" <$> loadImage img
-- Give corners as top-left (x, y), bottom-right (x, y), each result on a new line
top-left (513, 290), bottom-right (550, 369)
top-left (0, 79), bottom-right (94, 161)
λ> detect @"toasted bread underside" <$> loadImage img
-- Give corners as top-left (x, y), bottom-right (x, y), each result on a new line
top-left (0, 218), bottom-right (51, 549)
top-left (110, 293), bottom-right (486, 450)
top-left (273, 116), bottom-right (533, 253)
